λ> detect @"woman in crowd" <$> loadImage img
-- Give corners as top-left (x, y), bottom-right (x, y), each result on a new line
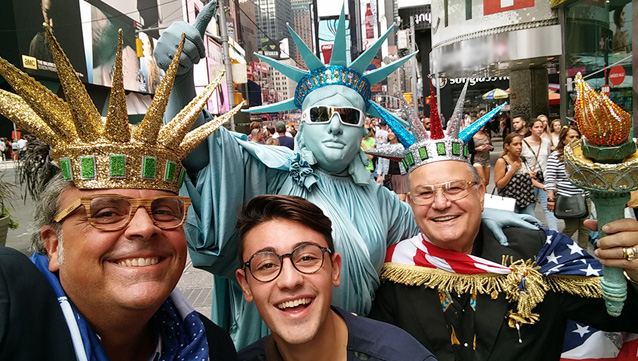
top-left (469, 124), bottom-right (493, 186)
top-left (522, 118), bottom-right (557, 230)
top-left (546, 125), bottom-right (591, 250)
top-left (549, 119), bottom-right (562, 151)
top-left (376, 129), bottom-right (408, 201)
top-left (537, 114), bottom-right (551, 143)
top-left (494, 133), bottom-right (538, 216)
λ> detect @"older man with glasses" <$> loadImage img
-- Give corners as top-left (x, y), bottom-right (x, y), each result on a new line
top-left (368, 96), bottom-right (638, 361)
top-left (235, 195), bottom-right (435, 361)
top-left (0, 24), bottom-right (239, 360)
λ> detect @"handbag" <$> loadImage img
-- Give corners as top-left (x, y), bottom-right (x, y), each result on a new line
top-left (523, 139), bottom-right (544, 183)
top-left (554, 193), bottom-right (589, 219)
top-left (484, 188), bottom-right (516, 212)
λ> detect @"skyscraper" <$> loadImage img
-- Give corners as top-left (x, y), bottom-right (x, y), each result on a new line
top-left (254, 0), bottom-right (294, 60)
top-left (291, 0), bottom-right (314, 69)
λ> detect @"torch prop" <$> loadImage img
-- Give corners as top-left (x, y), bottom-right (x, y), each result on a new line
top-left (564, 73), bottom-right (638, 316)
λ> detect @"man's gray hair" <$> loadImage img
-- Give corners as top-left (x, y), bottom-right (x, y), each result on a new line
top-left (465, 162), bottom-right (482, 185)
top-left (31, 173), bottom-right (74, 254)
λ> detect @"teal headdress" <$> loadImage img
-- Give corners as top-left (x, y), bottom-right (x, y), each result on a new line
top-left (245, 6), bottom-right (416, 119)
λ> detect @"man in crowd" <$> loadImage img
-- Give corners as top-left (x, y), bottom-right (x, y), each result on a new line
top-left (235, 195), bottom-right (436, 361)
top-left (275, 120), bottom-right (294, 150)
top-left (0, 23), bottom-right (237, 360)
top-left (250, 128), bottom-right (264, 143)
top-left (369, 111), bottom-right (638, 360)
top-left (512, 115), bottom-right (530, 137)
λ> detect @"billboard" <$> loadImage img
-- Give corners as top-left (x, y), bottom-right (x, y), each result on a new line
top-left (12, 0), bottom-right (162, 93)
top-left (318, 18), bottom-right (351, 64)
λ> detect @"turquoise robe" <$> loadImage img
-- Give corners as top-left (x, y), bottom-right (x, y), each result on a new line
top-left (181, 125), bottom-right (418, 349)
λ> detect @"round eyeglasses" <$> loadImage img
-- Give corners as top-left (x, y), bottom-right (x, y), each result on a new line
top-left (53, 194), bottom-right (191, 231)
top-left (409, 180), bottom-right (476, 205)
top-left (242, 242), bottom-right (333, 282)
top-left (302, 105), bottom-right (365, 127)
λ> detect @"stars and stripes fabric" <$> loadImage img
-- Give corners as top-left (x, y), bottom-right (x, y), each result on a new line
top-left (560, 320), bottom-right (638, 361)
top-left (385, 233), bottom-right (512, 274)
top-left (384, 229), bottom-right (602, 278)
top-left (536, 229), bottom-right (602, 277)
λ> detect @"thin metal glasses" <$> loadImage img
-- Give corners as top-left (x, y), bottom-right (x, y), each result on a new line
top-left (242, 242), bottom-right (333, 282)
top-left (302, 105), bottom-right (365, 127)
top-left (409, 180), bottom-right (476, 205)
top-left (53, 194), bottom-right (192, 231)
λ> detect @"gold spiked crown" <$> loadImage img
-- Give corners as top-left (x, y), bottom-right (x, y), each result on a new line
top-left (0, 25), bottom-right (243, 193)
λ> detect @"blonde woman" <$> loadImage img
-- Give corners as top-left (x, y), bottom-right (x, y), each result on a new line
top-left (522, 118), bottom-right (557, 230)
top-left (537, 114), bottom-right (551, 142)
top-left (549, 119), bottom-right (562, 151)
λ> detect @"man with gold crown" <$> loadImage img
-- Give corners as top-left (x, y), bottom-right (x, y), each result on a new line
top-left (152, 0), bottom-right (540, 349)
top-left (0, 25), bottom-right (240, 360)
top-left (366, 82), bottom-right (638, 360)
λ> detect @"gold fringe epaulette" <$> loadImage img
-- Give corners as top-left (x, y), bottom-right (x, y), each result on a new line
top-left (380, 261), bottom-right (602, 328)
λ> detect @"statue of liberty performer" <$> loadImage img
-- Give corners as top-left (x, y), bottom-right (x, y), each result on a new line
top-left (154, 1), bottom-right (535, 348)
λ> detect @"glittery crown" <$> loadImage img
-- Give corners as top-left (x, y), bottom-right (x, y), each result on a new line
top-left (573, 73), bottom-right (632, 146)
top-left (294, 66), bottom-right (371, 109)
top-left (367, 79), bottom-right (507, 173)
top-left (0, 25), bottom-right (243, 193)
top-left (244, 5), bottom-right (415, 119)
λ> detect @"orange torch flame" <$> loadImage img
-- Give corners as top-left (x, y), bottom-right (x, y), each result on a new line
top-left (574, 73), bottom-right (631, 146)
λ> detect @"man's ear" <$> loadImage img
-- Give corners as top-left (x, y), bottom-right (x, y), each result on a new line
top-left (236, 268), bottom-right (254, 303)
top-left (477, 182), bottom-right (486, 211)
top-left (331, 253), bottom-right (341, 288)
top-left (41, 225), bottom-right (61, 272)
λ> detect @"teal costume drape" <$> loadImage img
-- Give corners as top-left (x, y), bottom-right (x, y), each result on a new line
top-left (181, 122), bottom-right (418, 349)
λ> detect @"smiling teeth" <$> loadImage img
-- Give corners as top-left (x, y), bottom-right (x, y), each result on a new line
top-left (277, 298), bottom-right (311, 310)
top-left (117, 257), bottom-right (159, 267)
top-left (434, 216), bottom-right (456, 222)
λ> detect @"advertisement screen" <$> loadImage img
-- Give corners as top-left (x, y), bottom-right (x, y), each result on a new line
top-left (12, 0), bottom-right (161, 93)
top-left (318, 18), bottom-right (351, 65)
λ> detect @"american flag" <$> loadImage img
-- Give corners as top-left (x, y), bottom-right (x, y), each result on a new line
top-left (561, 321), bottom-right (638, 360)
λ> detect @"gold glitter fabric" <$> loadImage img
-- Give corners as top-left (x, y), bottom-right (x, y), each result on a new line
top-left (0, 24), bottom-right (243, 193)
top-left (573, 73), bottom-right (632, 146)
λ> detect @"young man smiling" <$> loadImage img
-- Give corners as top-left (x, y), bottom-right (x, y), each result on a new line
top-left (235, 195), bottom-right (435, 361)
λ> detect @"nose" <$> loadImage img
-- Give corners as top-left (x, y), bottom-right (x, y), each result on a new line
top-left (328, 113), bottom-right (343, 135)
top-left (276, 257), bottom-right (304, 290)
top-left (124, 207), bottom-right (158, 239)
top-left (431, 187), bottom-right (451, 210)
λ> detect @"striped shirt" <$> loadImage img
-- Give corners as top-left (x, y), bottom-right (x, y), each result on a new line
top-left (545, 151), bottom-right (585, 196)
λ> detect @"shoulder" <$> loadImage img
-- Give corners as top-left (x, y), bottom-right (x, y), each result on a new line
top-left (481, 223), bottom-right (546, 261)
top-left (198, 313), bottom-right (239, 361)
top-left (335, 307), bottom-right (435, 361)
top-left (237, 337), bottom-right (267, 361)
top-left (0, 247), bottom-right (38, 273)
